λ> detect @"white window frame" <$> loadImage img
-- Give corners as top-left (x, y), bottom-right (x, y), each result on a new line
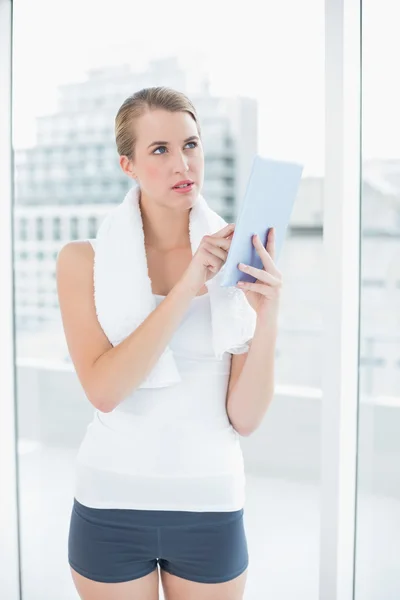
top-left (0, 0), bottom-right (22, 598)
top-left (320, 0), bottom-right (361, 598)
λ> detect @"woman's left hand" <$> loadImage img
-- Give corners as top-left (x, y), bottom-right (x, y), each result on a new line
top-left (236, 228), bottom-right (282, 321)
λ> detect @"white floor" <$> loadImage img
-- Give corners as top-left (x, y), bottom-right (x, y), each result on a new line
top-left (10, 444), bottom-right (400, 600)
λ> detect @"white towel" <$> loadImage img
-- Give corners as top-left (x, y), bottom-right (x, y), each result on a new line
top-left (92, 185), bottom-right (256, 388)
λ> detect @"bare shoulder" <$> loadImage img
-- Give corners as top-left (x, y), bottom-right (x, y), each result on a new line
top-left (57, 239), bottom-right (93, 268)
top-left (56, 239), bottom-right (98, 322)
top-left (56, 240), bottom-right (95, 286)
top-left (56, 239), bottom-right (97, 327)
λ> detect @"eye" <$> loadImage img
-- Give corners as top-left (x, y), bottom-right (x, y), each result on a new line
top-left (152, 141), bottom-right (198, 155)
top-left (153, 146), bottom-right (167, 155)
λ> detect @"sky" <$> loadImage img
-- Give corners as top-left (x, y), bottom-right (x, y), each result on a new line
top-left (12, 0), bottom-right (400, 177)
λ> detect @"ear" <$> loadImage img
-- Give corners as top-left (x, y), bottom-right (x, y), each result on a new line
top-left (119, 155), bottom-right (136, 180)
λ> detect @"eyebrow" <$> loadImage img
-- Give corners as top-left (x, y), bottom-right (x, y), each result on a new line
top-left (147, 135), bottom-right (199, 150)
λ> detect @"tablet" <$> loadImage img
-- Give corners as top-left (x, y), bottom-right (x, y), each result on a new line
top-left (220, 155), bottom-right (304, 287)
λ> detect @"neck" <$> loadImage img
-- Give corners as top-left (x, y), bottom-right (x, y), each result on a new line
top-left (139, 189), bottom-right (191, 251)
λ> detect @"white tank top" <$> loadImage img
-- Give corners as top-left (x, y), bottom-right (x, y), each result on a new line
top-left (74, 247), bottom-right (246, 511)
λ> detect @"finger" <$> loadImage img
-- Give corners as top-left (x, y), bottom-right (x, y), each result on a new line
top-left (204, 250), bottom-right (224, 272)
top-left (212, 223), bottom-right (235, 238)
top-left (253, 234), bottom-right (279, 276)
top-left (238, 263), bottom-right (281, 287)
top-left (237, 281), bottom-right (275, 295)
top-left (266, 227), bottom-right (276, 261)
top-left (203, 241), bottom-right (228, 262)
top-left (204, 235), bottom-right (232, 252)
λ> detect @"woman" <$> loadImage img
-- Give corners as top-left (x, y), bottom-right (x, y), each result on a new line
top-left (57, 86), bottom-right (281, 600)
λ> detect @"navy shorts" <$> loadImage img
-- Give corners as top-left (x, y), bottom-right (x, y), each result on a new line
top-left (68, 498), bottom-right (249, 584)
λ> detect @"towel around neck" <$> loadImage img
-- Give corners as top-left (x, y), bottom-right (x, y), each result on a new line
top-left (92, 185), bottom-right (256, 388)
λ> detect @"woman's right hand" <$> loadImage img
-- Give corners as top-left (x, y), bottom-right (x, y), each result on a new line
top-left (179, 223), bottom-right (235, 294)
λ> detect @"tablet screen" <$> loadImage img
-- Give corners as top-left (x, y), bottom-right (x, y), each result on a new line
top-left (220, 155), bottom-right (304, 287)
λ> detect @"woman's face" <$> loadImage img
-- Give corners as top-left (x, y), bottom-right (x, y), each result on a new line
top-left (128, 109), bottom-right (204, 207)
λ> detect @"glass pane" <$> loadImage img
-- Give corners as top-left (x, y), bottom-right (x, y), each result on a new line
top-left (13, 0), bottom-right (324, 598)
top-left (355, 1), bottom-right (400, 598)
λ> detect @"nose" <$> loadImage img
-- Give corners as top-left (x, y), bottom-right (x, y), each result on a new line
top-left (173, 151), bottom-right (189, 173)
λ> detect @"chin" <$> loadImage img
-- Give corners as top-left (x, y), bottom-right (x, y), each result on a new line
top-left (172, 188), bottom-right (200, 208)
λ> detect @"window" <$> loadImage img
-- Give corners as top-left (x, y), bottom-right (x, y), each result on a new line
top-left (88, 216), bottom-right (97, 238)
top-left (19, 217), bottom-right (28, 240)
top-left (53, 217), bottom-right (61, 240)
top-left (10, 2), bottom-right (325, 598)
top-left (70, 216), bottom-right (79, 239)
top-left (355, 1), bottom-right (400, 597)
top-left (36, 217), bottom-right (44, 240)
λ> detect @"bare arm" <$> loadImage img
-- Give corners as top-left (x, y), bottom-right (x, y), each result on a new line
top-left (226, 315), bottom-right (277, 436)
top-left (56, 241), bottom-right (197, 413)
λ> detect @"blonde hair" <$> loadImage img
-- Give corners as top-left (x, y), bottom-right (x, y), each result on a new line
top-left (115, 86), bottom-right (201, 159)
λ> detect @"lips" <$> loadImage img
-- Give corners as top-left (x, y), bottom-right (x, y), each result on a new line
top-left (172, 180), bottom-right (194, 189)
